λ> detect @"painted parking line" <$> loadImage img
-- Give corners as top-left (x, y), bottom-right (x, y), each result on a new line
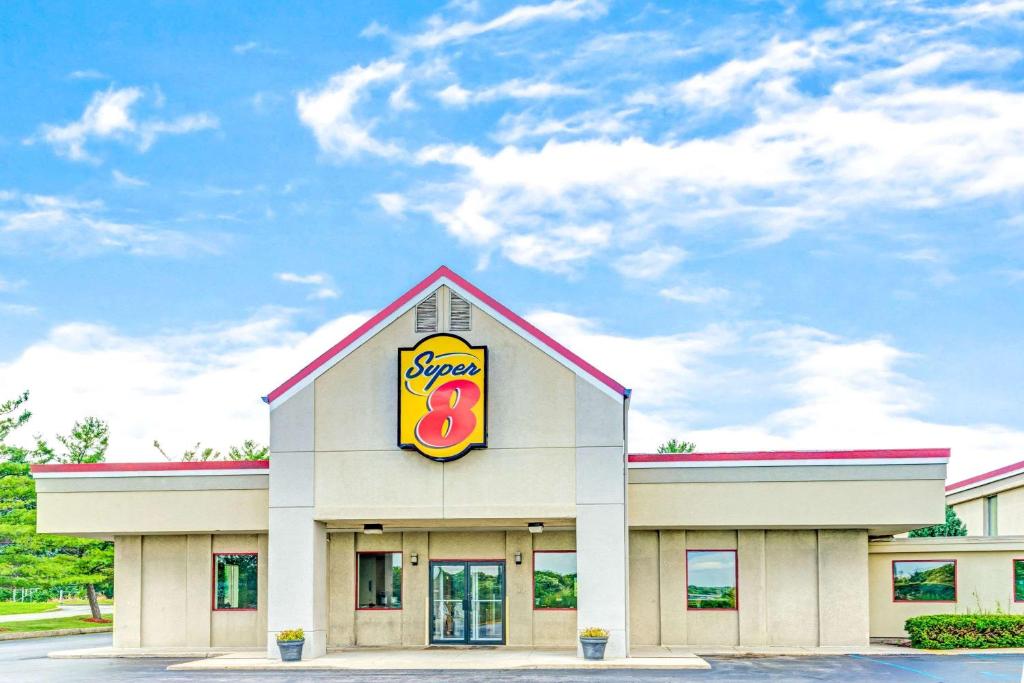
top-left (849, 655), bottom-right (944, 680)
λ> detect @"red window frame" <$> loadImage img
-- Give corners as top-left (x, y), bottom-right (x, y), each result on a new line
top-left (891, 558), bottom-right (958, 603)
top-left (1013, 559), bottom-right (1024, 603)
top-left (685, 549), bottom-right (739, 612)
top-left (355, 551), bottom-right (404, 611)
top-left (532, 549), bottom-right (577, 611)
top-left (211, 552), bottom-right (259, 612)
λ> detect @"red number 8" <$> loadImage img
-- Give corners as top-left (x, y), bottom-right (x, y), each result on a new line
top-left (415, 379), bottom-right (480, 449)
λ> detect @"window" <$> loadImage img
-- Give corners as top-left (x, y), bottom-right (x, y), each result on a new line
top-left (214, 553), bottom-right (258, 610)
top-left (1015, 560), bottom-right (1024, 602)
top-left (449, 292), bottom-right (472, 331)
top-left (686, 550), bottom-right (737, 610)
top-left (357, 552), bottom-right (402, 609)
top-left (892, 560), bottom-right (956, 602)
top-left (985, 495), bottom-right (999, 536)
top-left (415, 293), bottom-right (438, 333)
top-left (533, 551), bottom-right (577, 609)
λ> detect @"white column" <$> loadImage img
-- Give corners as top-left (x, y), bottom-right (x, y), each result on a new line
top-left (267, 504), bottom-right (327, 658)
top-left (574, 379), bottom-right (629, 659)
top-left (575, 444), bottom-right (629, 658)
top-left (266, 385), bottom-right (327, 659)
top-left (576, 502), bottom-right (629, 657)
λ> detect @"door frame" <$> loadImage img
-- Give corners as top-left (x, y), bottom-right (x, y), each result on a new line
top-left (428, 560), bottom-right (506, 645)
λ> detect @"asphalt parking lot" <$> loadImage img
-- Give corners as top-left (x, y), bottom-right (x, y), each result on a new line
top-left (4, 633), bottom-right (1024, 682)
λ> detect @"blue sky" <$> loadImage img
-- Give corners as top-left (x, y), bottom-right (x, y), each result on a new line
top-left (1, 0), bottom-right (1022, 480)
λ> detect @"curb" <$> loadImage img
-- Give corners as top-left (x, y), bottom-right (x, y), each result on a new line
top-left (0, 626), bottom-right (112, 641)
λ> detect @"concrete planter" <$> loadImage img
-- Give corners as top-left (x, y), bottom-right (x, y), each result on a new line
top-left (579, 636), bottom-right (609, 660)
top-left (277, 638), bottom-right (304, 662)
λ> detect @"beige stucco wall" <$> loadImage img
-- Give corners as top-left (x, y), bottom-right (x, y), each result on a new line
top-left (952, 497), bottom-right (985, 536)
top-left (950, 487), bottom-right (1024, 537)
top-left (999, 489), bottom-right (1024, 535)
top-left (868, 537), bottom-right (1024, 638)
top-left (326, 530), bottom-right (577, 649)
top-left (312, 289), bottom-right (583, 522)
top-left (37, 487), bottom-right (268, 536)
top-left (113, 534), bottom-right (267, 649)
top-left (629, 480), bottom-right (943, 534)
top-left (627, 528), bottom-right (869, 647)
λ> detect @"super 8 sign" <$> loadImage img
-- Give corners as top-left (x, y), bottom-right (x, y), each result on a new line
top-left (398, 333), bottom-right (487, 462)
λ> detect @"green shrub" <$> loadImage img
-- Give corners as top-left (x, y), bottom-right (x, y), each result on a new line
top-left (905, 614), bottom-right (1024, 649)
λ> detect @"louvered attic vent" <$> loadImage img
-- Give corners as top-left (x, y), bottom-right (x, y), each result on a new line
top-left (415, 292), bottom-right (438, 333)
top-left (449, 292), bottom-right (472, 331)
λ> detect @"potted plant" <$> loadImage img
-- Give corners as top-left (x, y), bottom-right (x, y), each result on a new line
top-left (276, 628), bottom-right (305, 662)
top-left (579, 627), bottom-right (609, 660)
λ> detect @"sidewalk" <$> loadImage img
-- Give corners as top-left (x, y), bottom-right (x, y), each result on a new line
top-left (166, 647), bottom-right (711, 671)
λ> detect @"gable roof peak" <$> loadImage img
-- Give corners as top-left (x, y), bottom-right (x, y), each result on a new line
top-left (264, 265), bottom-right (628, 406)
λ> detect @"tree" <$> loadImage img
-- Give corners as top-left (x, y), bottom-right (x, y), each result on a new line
top-left (228, 440), bottom-right (269, 461)
top-left (0, 390), bottom-right (32, 463)
top-left (154, 439), bottom-right (268, 461)
top-left (0, 391), bottom-right (40, 598)
top-left (909, 506), bottom-right (968, 538)
top-left (31, 416), bottom-right (113, 620)
top-left (0, 394), bottom-right (113, 620)
top-left (657, 438), bottom-right (697, 454)
top-left (35, 416), bottom-right (109, 464)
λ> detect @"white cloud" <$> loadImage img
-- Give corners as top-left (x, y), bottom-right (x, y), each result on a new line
top-left (0, 192), bottom-right (221, 257)
top-left (0, 310), bottom-right (371, 460)
top-left (67, 69), bottom-right (107, 80)
top-left (493, 108), bottom-right (635, 144)
top-left (614, 246), bottom-right (687, 280)
top-left (232, 41), bottom-right (282, 56)
top-left (417, 48), bottom-right (1024, 265)
top-left (660, 284), bottom-right (731, 305)
top-left (436, 84), bottom-right (472, 106)
top-left (673, 37), bottom-right (816, 108)
top-left (136, 113), bottom-right (218, 152)
top-left (388, 83), bottom-right (417, 111)
top-left (406, 0), bottom-right (606, 49)
top-left (275, 272), bottom-right (340, 300)
top-left (0, 275), bottom-right (27, 292)
top-left (29, 87), bottom-right (218, 162)
top-left (0, 302), bottom-right (38, 316)
top-left (528, 312), bottom-right (1024, 483)
top-left (296, 60), bottom-right (406, 159)
top-left (437, 79), bottom-right (585, 107)
top-left (360, 20), bottom-right (390, 39)
top-left (375, 192), bottom-right (407, 217)
top-left (4, 297), bottom-right (1020, 481)
top-left (501, 222), bottom-right (611, 273)
top-left (112, 169), bottom-right (147, 187)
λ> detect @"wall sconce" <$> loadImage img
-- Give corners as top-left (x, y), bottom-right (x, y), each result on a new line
top-left (514, 551), bottom-right (522, 565)
top-left (410, 553), bottom-right (419, 566)
top-left (363, 523), bottom-right (383, 535)
top-left (528, 522), bottom-right (544, 534)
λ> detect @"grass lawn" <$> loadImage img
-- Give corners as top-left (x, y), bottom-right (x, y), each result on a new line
top-left (0, 602), bottom-right (59, 616)
top-left (0, 613), bottom-right (113, 633)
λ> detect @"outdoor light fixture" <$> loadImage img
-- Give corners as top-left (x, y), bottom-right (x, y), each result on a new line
top-left (410, 553), bottom-right (419, 566)
top-left (528, 522), bottom-right (544, 534)
top-left (363, 523), bottom-right (383, 535)
top-left (514, 551), bottom-right (522, 565)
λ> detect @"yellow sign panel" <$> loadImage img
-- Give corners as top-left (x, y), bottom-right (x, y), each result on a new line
top-left (398, 333), bottom-right (487, 462)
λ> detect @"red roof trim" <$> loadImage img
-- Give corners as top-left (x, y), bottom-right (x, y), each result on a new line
top-left (946, 458), bottom-right (1024, 492)
top-left (628, 448), bottom-right (950, 463)
top-left (265, 265), bottom-right (627, 404)
top-left (30, 460), bottom-right (269, 473)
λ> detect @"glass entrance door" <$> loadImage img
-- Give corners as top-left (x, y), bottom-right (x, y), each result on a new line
top-left (430, 561), bottom-right (505, 645)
